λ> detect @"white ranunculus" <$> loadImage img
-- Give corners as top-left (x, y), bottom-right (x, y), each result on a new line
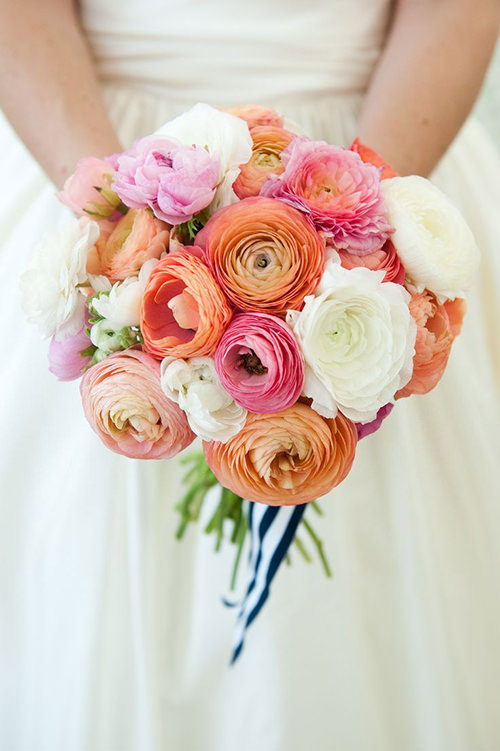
top-left (382, 176), bottom-right (480, 302)
top-left (89, 319), bottom-right (123, 355)
top-left (20, 218), bottom-right (99, 339)
top-left (156, 103), bottom-right (253, 214)
top-left (287, 262), bottom-right (417, 424)
top-left (91, 258), bottom-right (158, 330)
top-left (160, 357), bottom-right (247, 443)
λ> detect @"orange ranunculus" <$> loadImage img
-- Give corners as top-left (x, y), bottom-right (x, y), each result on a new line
top-left (350, 138), bottom-right (398, 180)
top-left (92, 208), bottom-right (169, 281)
top-left (203, 403), bottom-right (357, 506)
top-left (195, 196), bottom-right (325, 318)
top-left (224, 104), bottom-right (284, 129)
top-left (233, 125), bottom-right (295, 199)
top-left (141, 248), bottom-right (233, 359)
top-left (396, 292), bottom-right (467, 398)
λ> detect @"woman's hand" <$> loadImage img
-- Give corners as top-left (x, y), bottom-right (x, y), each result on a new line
top-left (357, 0), bottom-right (500, 176)
top-left (0, 0), bottom-right (122, 187)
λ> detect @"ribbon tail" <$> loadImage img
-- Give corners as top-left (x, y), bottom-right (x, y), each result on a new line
top-left (230, 501), bottom-right (306, 664)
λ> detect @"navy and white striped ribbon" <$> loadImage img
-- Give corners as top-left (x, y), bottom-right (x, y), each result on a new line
top-left (230, 501), bottom-right (306, 664)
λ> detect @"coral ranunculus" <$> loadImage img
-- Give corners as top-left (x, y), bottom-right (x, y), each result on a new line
top-left (203, 403), bottom-right (357, 506)
top-left (350, 139), bottom-right (399, 180)
top-left (224, 104), bottom-right (284, 129)
top-left (233, 126), bottom-right (295, 199)
top-left (141, 248), bottom-right (233, 359)
top-left (94, 209), bottom-right (169, 281)
top-left (338, 239), bottom-right (405, 285)
top-left (80, 349), bottom-right (195, 459)
top-left (214, 313), bottom-right (304, 413)
top-left (196, 196), bottom-right (325, 318)
top-left (396, 293), bottom-right (466, 398)
top-left (260, 139), bottom-right (393, 255)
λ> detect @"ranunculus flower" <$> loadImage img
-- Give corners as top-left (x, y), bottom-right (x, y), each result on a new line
top-left (91, 258), bottom-right (157, 331)
top-left (355, 403), bottom-right (394, 440)
top-left (224, 104), bottom-right (284, 129)
top-left (381, 176), bottom-right (480, 302)
top-left (58, 157), bottom-right (122, 218)
top-left (203, 403), bottom-right (358, 506)
top-left (233, 125), bottom-right (295, 199)
top-left (156, 103), bottom-right (253, 214)
top-left (287, 261), bottom-right (417, 424)
top-left (160, 356), bottom-right (247, 442)
top-left (350, 139), bottom-right (398, 180)
top-left (93, 209), bottom-right (169, 281)
top-left (196, 196), bottom-right (325, 318)
top-left (80, 349), bottom-right (195, 459)
top-left (21, 218), bottom-right (99, 340)
top-left (48, 318), bottom-right (92, 381)
top-left (113, 135), bottom-right (220, 224)
top-left (338, 239), bottom-right (405, 285)
top-left (396, 293), bottom-right (466, 398)
top-left (260, 139), bottom-right (392, 255)
top-left (214, 313), bottom-right (304, 413)
top-left (141, 248), bottom-right (232, 359)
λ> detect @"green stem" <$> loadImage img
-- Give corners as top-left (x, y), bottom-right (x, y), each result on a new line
top-left (293, 535), bottom-right (312, 563)
top-left (301, 517), bottom-right (333, 578)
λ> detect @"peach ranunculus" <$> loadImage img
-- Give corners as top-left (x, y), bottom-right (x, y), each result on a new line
top-left (396, 292), bottom-right (466, 398)
top-left (196, 196), bottom-right (325, 318)
top-left (223, 104), bottom-right (284, 129)
top-left (338, 239), bottom-right (405, 285)
top-left (350, 139), bottom-right (398, 180)
top-left (90, 209), bottom-right (169, 282)
top-left (233, 126), bottom-right (295, 199)
top-left (80, 349), bottom-right (195, 459)
top-left (141, 248), bottom-right (233, 359)
top-left (203, 402), bottom-right (357, 506)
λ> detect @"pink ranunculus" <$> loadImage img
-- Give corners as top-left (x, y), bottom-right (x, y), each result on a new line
top-left (260, 138), bottom-right (392, 255)
top-left (80, 349), bottom-right (195, 459)
top-left (58, 157), bottom-right (121, 218)
top-left (338, 239), bottom-right (405, 284)
top-left (48, 320), bottom-right (92, 381)
top-left (355, 403), bottom-right (394, 440)
top-left (214, 313), bottom-right (304, 414)
top-left (112, 135), bottom-right (220, 225)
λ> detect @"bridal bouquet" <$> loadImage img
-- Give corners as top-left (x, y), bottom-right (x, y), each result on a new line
top-left (21, 103), bottom-right (479, 658)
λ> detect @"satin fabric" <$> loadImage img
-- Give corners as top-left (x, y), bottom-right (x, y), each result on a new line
top-left (1, 1), bottom-right (500, 749)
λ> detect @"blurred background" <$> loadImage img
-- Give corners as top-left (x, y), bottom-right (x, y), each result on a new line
top-left (476, 40), bottom-right (500, 148)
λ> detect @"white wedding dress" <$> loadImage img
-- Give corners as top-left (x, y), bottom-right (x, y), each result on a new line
top-left (1, 1), bottom-right (500, 749)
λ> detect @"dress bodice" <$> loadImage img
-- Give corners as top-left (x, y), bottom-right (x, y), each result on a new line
top-left (80, 0), bottom-right (393, 105)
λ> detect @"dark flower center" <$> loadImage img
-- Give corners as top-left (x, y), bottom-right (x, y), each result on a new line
top-left (239, 351), bottom-right (268, 375)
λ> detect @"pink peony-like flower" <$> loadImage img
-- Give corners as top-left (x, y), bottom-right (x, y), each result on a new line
top-left (355, 403), bottom-right (394, 440)
top-left (58, 157), bottom-right (121, 218)
top-left (80, 348), bottom-right (195, 459)
top-left (338, 239), bottom-right (405, 284)
top-left (48, 319), bottom-right (92, 381)
top-left (261, 138), bottom-right (392, 255)
top-left (91, 208), bottom-right (169, 281)
top-left (215, 313), bottom-right (304, 414)
top-left (112, 135), bottom-right (220, 224)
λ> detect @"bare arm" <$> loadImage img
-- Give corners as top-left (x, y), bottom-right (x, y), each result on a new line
top-left (0, 0), bottom-right (121, 187)
top-left (358, 0), bottom-right (500, 176)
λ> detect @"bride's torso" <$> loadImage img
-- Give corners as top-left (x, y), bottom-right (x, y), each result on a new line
top-left (80, 0), bottom-right (393, 106)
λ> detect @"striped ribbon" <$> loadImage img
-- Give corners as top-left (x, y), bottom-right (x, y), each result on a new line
top-left (229, 501), bottom-right (306, 664)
